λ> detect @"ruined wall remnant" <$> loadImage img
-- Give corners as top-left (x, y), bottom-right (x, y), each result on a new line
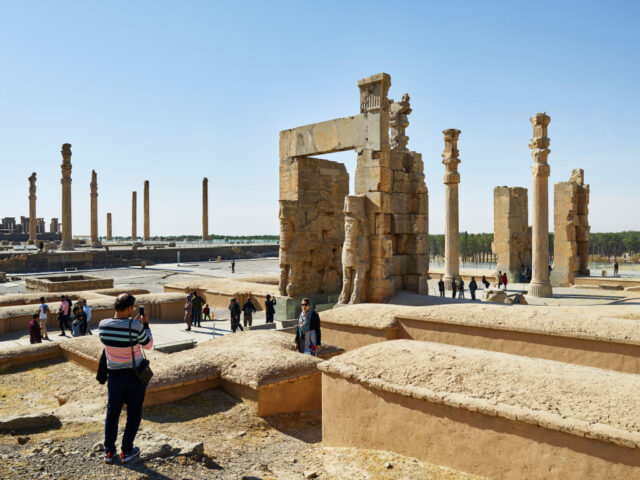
top-left (551, 169), bottom-right (590, 286)
top-left (278, 157), bottom-right (349, 297)
top-left (279, 73), bottom-right (429, 303)
top-left (492, 186), bottom-right (531, 283)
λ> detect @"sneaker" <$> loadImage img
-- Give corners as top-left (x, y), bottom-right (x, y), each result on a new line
top-left (121, 446), bottom-right (140, 464)
top-left (104, 451), bottom-right (116, 464)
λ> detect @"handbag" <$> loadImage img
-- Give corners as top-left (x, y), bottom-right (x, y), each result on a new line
top-left (96, 349), bottom-right (108, 384)
top-left (128, 319), bottom-right (154, 387)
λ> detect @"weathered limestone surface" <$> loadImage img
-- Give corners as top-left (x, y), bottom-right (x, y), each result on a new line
top-left (442, 129), bottom-right (461, 290)
top-left (28, 172), bottom-right (37, 245)
top-left (528, 113), bottom-right (552, 297)
top-left (202, 177), bottom-right (208, 240)
top-left (106, 213), bottom-right (112, 241)
top-left (492, 186), bottom-right (531, 283)
top-left (551, 169), bottom-right (590, 286)
top-left (144, 180), bottom-right (150, 241)
top-left (131, 191), bottom-right (137, 241)
top-left (279, 73), bottom-right (429, 303)
top-left (60, 144), bottom-right (74, 250)
top-left (90, 170), bottom-right (101, 247)
top-left (279, 157), bottom-right (348, 297)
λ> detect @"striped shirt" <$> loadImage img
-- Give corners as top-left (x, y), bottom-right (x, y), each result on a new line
top-left (98, 317), bottom-right (153, 370)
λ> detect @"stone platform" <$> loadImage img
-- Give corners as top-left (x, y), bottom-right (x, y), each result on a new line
top-left (320, 340), bottom-right (640, 479)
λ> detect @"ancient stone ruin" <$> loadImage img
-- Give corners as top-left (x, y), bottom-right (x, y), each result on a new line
top-left (492, 186), bottom-right (531, 283)
top-left (551, 169), bottom-right (590, 286)
top-left (279, 73), bottom-right (429, 303)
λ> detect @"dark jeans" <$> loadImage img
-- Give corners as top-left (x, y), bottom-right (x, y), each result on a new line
top-left (470, 289), bottom-right (476, 300)
top-left (105, 370), bottom-right (146, 454)
top-left (266, 313), bottom-right (274, 323)
top-left (58, 315), bottom-right (69, 334)
top-left (231, 317), bottom-right (243, 333)
top-left (192, 309), bottom-right (202, 327)
top-left (243, 313), bottom-right (253, 327)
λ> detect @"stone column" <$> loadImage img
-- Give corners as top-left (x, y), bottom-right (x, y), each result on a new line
top-left (143, 180), bottom-right (150, 241)
top-left (442, 129), bottom-right (461, 289)
top-left (132, 191), bottom-right (137, 242)
top-left (106, 213), bottom-right (112, 241)
top-left (202, 177), bottom-right (209, 241)
top-left (90, 170), bottom-right (101, 247)
top-left (28, 173), bottom-right (37, 245)
top-left (528, 113), bottom-right (553, 297)
top-left (60, 143), bottom-right (74, 250)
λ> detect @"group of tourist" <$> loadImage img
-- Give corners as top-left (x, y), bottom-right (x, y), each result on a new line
top-left (29, 295), bottom-right (92, 343)
top-left (227, 296), bottom-right (258, 332)
top-left (183, 291), bottom-right (212, 331)
top-left (496, 271), bottom-right (509, 290)
top-left (436, 276), bottom-right (481, 300)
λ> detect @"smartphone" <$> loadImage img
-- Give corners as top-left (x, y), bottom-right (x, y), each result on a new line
top-left (139, 306), bottom-right (145, 317)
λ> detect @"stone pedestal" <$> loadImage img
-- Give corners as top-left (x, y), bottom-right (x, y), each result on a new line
top-left (28, 173), bottom-right (37, 245)
top-left (143, 180), bottom-right (150, 241)
top-left (202, 177), bottom-right (208, 241)
top-left (131, 191), bottom-right (137, 241)
top-left (90, 170), bottom-right (101, 247)
top-left (528, 113), bottom-right (552, 298)
top-left (60, 144), bottom-right (74, 250)
top-left (106, 213), bottom-right (112, 241)
top-left (442, 129), bottom-right (461, 289)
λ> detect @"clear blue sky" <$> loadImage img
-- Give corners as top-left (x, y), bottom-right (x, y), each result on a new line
top-left (1, 0), bottom-right (638, 236)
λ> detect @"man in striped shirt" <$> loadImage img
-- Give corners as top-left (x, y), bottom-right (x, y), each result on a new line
top-left (99, 293), bottom-right (153, 464)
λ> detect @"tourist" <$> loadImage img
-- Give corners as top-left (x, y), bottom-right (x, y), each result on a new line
top-left (497, 271), bottom-right (503, 289)
top-left (191, 291), bottom-right (205, 328)
top-left (502, 272), bottom-right (508, 291)
top-left (82, 299), bottom-right (92, 335)
top-left (29, 313), bottom-right (42, 344)
top-left (469, 277), bottom-right (478, 300)
top-left (184, 294), bottom-right (193, 331)
top-left (451, 278), bottom-right (457, 298)
top-left (58, 295), bottom-right (70, 336)
top-left (458, 278), bottom-right (465, 299)
top-left (229, 298), bottom-right (242, 332)
top-left (231, 260), bottom-right (235, 273)
top-left (438, 278), bottom-right (445, 298)
top-left (481, 275), bottom-right (490, 289)
top-left (38, 296), bottom-right (50, 340)
top-left (295, 298), bottom-right (321, 356)
top-left (65, 295), bottom-right (73, 317)
top-left (70, 303), bottom-right (87, 336)
top-left (265, 295), bottom-right (276, 323)
top-left (99, 293), bottom-right (153, 464)
top-left (614, 261), bottom-right (619, 275)
top-left (202, 304), bottom-right (212, 322)
top-left (242, 298), bottom-right (256, 327)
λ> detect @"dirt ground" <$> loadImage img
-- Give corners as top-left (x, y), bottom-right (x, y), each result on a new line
top-left (0, 360), bottom-right (485, 480)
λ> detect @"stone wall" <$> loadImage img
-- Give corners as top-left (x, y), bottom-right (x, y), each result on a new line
top-left (492, 186), bottom-right (531, 283)
top-left (279, 157), bottom-right (349, 297)
top-left (551, 169), bottom-right (590, 286)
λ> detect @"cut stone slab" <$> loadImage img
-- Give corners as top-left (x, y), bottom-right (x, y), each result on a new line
top-left (135, 429), bottom-right (204, 460)
top-left (481, 289), bottom-right (507, 303)
top-left (0, 413), bottom-right (61, 432)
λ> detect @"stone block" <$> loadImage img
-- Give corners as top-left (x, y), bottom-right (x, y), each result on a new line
top-left (391, 214), bottom-right (428, 235)
top-left (369, 235), bottom-right (394, 258)
top-left (403, 274), bottom-right (418, 292)
top-left (409, 194), bottom-right (428, 214)
top-left (396, 234), bottom-right (429, 255)
top-left (404, 255), bottom-right (429, 274)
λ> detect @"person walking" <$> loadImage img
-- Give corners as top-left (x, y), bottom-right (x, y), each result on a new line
top-left (58, 295), bottom-right (70, 336)
top-left (451, 278), bottom-right (457, 299)
top-left (99, 293), bottom-right (153, 465)
top-left (614, 261), bottom-right (619, 275)
top-left (497, 271), bottom-right (503, 289)
top-left (202, 304), bottom-right (212, 322)
top-left (229, 298), bottom-right (242, 332)
top-left (242, 298), bottom-right (256, 327)
top-left (231, 260), bottom-right (235, 274)
top-left (191, 291), bottom-right (204, 328)
top-left (458, 278), bottom-right (465, 299)
top-left (265, 295), bottom-right (276, 323)
top-left (469, 277), bottom-right (478, 301)
top-left (29, 313), bottom-right (42, 344)
top-left (38, 297), bottom-right (50, 340)
top-left (502, 272), bottom-right (508, 291)
top-left (438, 278), bottom-right (445, 298)
top-left (481, 275), bottom-right (490, 289)
top-left (295, 298), bottom-right (321, 356)
top-left (184, 295), bottom-right (193, 331)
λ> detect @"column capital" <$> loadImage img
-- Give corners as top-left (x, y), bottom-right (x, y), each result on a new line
top-left (358, 73), bottom-right (391, 113)
top-left (442, 128), bottom-right (461, 183)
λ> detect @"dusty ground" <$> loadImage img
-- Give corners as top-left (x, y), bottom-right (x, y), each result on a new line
top-left (0, 360), bottom-right (485, 480)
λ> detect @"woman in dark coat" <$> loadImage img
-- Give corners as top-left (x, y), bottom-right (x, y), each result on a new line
top-left (295, 298), bottom-right (321, 356)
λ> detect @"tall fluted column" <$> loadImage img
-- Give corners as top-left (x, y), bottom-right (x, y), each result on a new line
top-left (28, 173), bottom-right (37, 245)
top-left (106, 213), bottom-right (112, 241)
top-left (442, 129), bottom-right (461, 289)
top-left (90, 170), bottom-right (101, 247)
top-left (60, 144), bottom-right (74, 250)
top-left (202, 177), bottom-right (209, 241)
top-left (132, 191), bottom-right (137, 242)
top-left (143, 180), bottom-right (150, 241)
top-left (529, 113), bottom-right (553, 297)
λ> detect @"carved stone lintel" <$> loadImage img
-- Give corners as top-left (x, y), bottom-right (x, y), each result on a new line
top-left (358, 73), bottom-right (391, 113)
